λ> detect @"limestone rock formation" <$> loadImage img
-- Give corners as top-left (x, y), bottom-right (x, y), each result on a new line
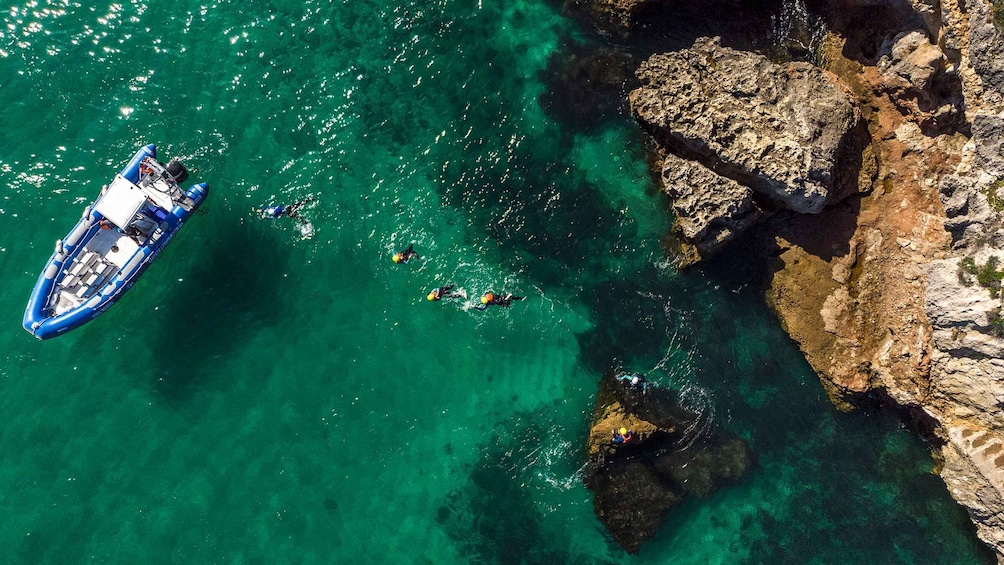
top-left (877, 30), bottom-right (962, 129)
top-left (630, 36), bottom-right (862, 259)
top-left (763, 0), bottom-right (1004, 558)
top-left (661, 152), bottom-right (763, 256)
top-left (921, 2), bottom-right (1004, 554)
top-left (583, 372), bottom-right (751, 553)
top-left (569, 0), bottom-right (1004, 556)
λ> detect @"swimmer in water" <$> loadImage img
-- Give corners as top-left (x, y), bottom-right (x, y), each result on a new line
top-left (474, 292), bottom-right (525, 310)
top-left (427, 284), bottom-right (465, 301)
top-left (392, 244), bottom-right (419, 264)
top-left (259, 197), bottom-right (313, 223)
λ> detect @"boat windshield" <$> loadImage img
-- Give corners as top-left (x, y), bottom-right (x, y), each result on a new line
top-left (94, 176), bottom-right (147, 229)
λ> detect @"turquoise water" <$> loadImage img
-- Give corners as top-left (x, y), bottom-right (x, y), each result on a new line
top-left (0, 1), bottom-right (993, 563)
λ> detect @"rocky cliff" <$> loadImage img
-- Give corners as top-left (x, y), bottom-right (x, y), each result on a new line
top-left (762, 1), bottom-right (1004, 558)
top-left (606, 0), bottom-right (1004, 559)
top-left (924, 0), bottom-right (1004, 555)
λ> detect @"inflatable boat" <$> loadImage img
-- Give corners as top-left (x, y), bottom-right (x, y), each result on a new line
top-left (23, 144), bottom-right (209, 340)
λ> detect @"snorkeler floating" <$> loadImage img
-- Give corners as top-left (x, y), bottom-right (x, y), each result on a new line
top-left (427, 284), bottom-right (465, 301)
top-left (474, 292), bottom-right (525, 310)
top-left (260, 196), bottom-right (313, 223)
top-left (392, 244), bottom-right (419, 264)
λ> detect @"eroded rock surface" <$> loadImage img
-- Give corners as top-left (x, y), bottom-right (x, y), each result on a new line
top-left (629, 37), bottom-right (863, 261)
top-left (661, 152), bottom-right (763, 257)
top-left (763, 0), bottom-right (1004, 558)
top-left (922, 2), bottom-right (1004, 554)
top-left (583, 372), bottom-right (751, 553)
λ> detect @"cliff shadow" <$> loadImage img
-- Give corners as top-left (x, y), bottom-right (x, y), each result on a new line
top-left (147, 218), bottom-right (292, 404)
top-left (761, 194), bottom-right (863, 266)
top-left (830, 0), bottom-right (931, 65)
top-left (758, 113), bottom-right (873, 264)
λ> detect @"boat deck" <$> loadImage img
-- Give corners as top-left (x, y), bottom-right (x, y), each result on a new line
top-left (49, 230), bottom-right (139, 316)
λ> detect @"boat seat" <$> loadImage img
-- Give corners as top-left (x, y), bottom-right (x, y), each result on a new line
top-left (74, 286), bottom-right (89, 298)
top-left (62, 275), bottom-right (79, 289)
top-left (70, 262), bottom-right (87, 276)
top-left (84, 273), bottom-right (99, 286)
top-left (95, 262), bottom-right (108, 274)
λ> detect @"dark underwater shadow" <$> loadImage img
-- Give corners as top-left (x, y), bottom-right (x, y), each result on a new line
top-left (147, 218), bottom-right (292, 404)
top-left (538, 40), bottom-right (640, 133)
top-left (437, 409), bottom-right (617, 565)
top-left (573, 266), bottom-right (692, 377)
top-left (440, 148), bottom-right (627, 289)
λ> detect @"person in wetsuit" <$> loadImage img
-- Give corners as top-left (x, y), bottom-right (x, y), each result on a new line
top-left (427, 284), bottom-right (464, 301)
top-left (612, 427), bottom-right (634, 444)
top-left (260, 197), bottom-right (313, 223)
top-left (392, 244), bottom-right (419, 264)
top-left (474, 292), bottom-right (525, 310)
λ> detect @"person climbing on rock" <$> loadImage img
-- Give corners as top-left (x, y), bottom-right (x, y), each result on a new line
top-left (260, 196), bottom-right (313, 223)
top-left (427, 284), bottom-right (465, 301)
top-left (392, 244), bottom-right (419, 264)
top-left (474, 291), bottom-right (525, 310)
top-left (612, 427), bottom-right (634, 444)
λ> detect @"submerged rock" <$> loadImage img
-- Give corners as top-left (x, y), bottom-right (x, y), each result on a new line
top-left (630, 37), bottom-right (863, 260)
top-left (583, 372), bottom-right (751, 553)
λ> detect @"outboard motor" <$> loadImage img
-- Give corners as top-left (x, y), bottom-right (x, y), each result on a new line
top-left (166, 158), bottom-right (189, 184)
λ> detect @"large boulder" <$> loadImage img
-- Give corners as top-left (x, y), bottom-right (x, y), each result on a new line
top-left (630, 37), bottom-right (863, 258)
top-left (584, 372), bottom-right (751, 553)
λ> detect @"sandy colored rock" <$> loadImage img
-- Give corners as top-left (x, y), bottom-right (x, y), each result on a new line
top-left (765, 0), bottom-right (1004, 557)
top-left (583, 372), bottom-right (751, 553)
top-left (660, 152), bottom-right (763, 258)
top-left (631, 37), bottom-right (861, 215)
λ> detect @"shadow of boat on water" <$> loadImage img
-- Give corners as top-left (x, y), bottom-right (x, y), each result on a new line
top-left (146, 219), bottom-right (292, 404)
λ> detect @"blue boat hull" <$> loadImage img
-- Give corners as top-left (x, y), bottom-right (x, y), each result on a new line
top-left (23, 145), bottom-right (208, 340)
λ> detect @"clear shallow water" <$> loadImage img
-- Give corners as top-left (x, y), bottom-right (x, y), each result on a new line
top-left (0, 1), bottom-right (993, 563)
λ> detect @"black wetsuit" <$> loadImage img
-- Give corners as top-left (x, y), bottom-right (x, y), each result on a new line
top-left (431, 284), bottom-right (462, 300)
top-left (475, 292), bottom-right (525, 310)
top-left (397, 244), bottom-right (419, 263)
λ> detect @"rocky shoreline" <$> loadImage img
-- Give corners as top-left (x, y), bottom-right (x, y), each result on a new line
top-left (565, 0), bottom-right (1004, 558)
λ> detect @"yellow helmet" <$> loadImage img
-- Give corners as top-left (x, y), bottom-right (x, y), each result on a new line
top-left (480, 295), bottom-right (490, 304)
top-left (392, 253), bottom-right (402, 263)
top-left (427, 292), bottom-right (436, 301)
top-left (619, 427), bottom-right (628, 435)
